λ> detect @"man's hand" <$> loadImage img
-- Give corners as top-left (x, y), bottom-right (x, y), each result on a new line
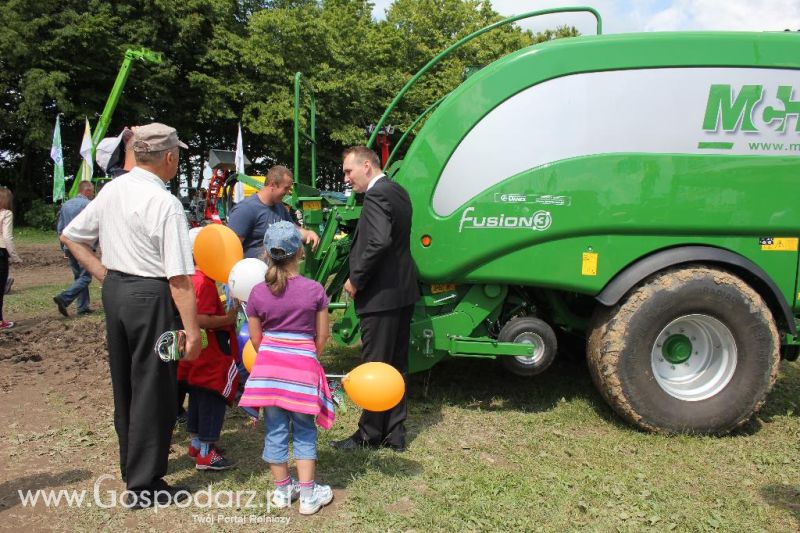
top-left (61, 236), bottom-right (104, 281)
top-left (344, 278), bottom-right (356, 298)
top-left (182, 328), bottom-right (202, 362)
top-left (301, 229), bottom-right (320, 251)
top-left (168, 274), bottom-right (201, 360)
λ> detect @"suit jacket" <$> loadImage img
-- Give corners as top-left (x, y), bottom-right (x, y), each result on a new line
top-left (349, 176), bottom-right (419, 315)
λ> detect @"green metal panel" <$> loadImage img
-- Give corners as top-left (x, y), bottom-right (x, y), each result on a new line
top-left (396, 32), bottom-right (800, 309)
top-left (295, 27), bottom-right (800, 376)
top-left (408, 284), bottom-right (506, 372)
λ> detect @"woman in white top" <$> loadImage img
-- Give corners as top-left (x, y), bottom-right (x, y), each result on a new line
top-left (0, 186), bottom-right (22, 329)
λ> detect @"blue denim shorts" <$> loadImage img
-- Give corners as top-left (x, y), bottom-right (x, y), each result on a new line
top-left (262, 407), bottom-right (317, 463)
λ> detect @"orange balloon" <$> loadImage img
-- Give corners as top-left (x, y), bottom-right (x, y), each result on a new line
top-left (242, 340), bottom-right (257, 373)
top-left (193, 224), bottom-right (244, 283)
top-left (342, 362), bottom-right (405, 412)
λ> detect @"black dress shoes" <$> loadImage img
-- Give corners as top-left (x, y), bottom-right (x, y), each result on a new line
top-left (124, 483), bottom-right (191, 510)
top-left (383, 442), bottom-right (406, 453)
top-left (330, 436), bottom-right (406, 452)
top-left (329, 437), bottom-right (375, 451)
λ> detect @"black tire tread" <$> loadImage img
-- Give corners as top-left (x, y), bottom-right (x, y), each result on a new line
top-left (586, 266), bottom-right (780, 434)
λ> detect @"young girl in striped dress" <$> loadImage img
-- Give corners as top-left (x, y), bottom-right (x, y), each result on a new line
top-left (239, 221), bottom-right (335, 515)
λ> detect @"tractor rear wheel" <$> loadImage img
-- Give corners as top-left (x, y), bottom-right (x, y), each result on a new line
top-left (587, 266), bottom-right (780, 434)
top-left (498, 316), bottom-right (557, 376)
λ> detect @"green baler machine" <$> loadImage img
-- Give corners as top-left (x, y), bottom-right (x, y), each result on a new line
top-left (290, 7), bottom-right (800, 435)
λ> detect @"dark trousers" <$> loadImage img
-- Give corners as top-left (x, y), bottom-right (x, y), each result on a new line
top-left (177, 382), bottom-right (188, 416)
top-left (354, 304), bottom-right (414, 447)
top-left (0, 249), bottom-right (7, 322)
top-left (103, 271), bottom-right (179, 491)
top-left (186, 388), bottom-right (227, 442)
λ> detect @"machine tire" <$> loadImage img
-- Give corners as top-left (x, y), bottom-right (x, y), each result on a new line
top-left (587, 266), bottom-right (780, 435)
top-left (498, 316), bottom-right (557, 377)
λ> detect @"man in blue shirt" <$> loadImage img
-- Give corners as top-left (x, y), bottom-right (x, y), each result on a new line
top-left (54, 181), bottom-right (95, 316)
top-left (227, 165), bottom-right (319, 259)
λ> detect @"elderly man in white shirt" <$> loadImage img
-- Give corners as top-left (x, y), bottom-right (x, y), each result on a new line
top-left (61, 123), bottom-right (201, 509)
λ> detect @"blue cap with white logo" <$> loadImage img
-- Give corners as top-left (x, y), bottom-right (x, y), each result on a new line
top-left (263, 221), bottom-right (302, 261)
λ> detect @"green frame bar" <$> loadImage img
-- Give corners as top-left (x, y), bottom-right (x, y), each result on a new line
top-left (386, 93), bottom-right (450, 168)
top-left (293, 71), bottom-right (317, 206)
top-left (449, 338), bottom-right (535, 357)
top-left (69, 48), bottom-right (162, 197)
top-left (350, 6), bottom-right (602, 206)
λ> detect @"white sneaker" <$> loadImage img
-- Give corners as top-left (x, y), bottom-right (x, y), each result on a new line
top-left (299, 483), bottom-right (333, 515)
top-left (270, 479), bottom-right (300, 508)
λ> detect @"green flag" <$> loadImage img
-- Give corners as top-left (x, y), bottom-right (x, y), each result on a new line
top-left (51, 115), bottom-right (65, 202)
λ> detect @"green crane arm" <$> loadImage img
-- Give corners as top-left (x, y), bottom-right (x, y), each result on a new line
top-left (68, 48), bottom-right (162, 197)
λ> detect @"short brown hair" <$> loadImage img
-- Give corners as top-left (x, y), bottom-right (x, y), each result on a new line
top-left (343, 145), bottom-right (381, 169)
top-left (134, 147), bottom-right (174, 165)
top-left (0, 186), bottom-right (12, 211)
top-left (266, 165), bottom-right (292, 187)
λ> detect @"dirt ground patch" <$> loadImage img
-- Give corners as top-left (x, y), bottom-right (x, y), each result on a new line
top-left (0, 240), bottom-right (115, 530)
top-left (7, 243), bottom-right (73, 291)
top-left (0, 240), bottom-right (342, 531)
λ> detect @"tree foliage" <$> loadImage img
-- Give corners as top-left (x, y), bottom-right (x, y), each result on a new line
top-left (0, 0), bottom-right (578, 209)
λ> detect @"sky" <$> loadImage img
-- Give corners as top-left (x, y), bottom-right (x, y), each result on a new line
top-left (370, 0), bottom-right (800, 34)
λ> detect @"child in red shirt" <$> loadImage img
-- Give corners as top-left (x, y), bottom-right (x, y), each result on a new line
top-left (178, 268), bottom-right (240, 470)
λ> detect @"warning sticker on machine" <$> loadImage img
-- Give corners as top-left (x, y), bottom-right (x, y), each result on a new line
top-left (581, 252), bottom-right (598, 276)
top-left (760, 237), bottom-right (799, 251)
top-left (430, 283), bottom-right (457, 294)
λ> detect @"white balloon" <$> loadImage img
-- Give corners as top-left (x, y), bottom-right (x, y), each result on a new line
top-left (228, 258), bottom-right (268, 302)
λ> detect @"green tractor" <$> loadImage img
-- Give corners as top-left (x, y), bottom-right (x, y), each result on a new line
top-left (288, 7), bottom-right (800, 435)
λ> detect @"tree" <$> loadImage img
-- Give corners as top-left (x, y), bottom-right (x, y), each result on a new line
top-left (0, 0), bottom-right (579, 210)
top-left (0, 0), bottom-right (251, 206)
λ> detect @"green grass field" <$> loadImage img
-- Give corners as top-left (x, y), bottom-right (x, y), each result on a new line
top-left (146, 349), bottom-right (800, 531)
top-left (14, 227), bottom-right (59, 245)
top-left (11, 227), bottom-right (800, 531)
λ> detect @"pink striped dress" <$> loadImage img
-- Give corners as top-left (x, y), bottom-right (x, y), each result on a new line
top-left (239, 332), bottom-right (335, 429)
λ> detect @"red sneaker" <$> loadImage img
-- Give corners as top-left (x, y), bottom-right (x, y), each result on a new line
top-left (0, 321), bottom-right (14, 330)
top-left (195, 449), bottom-right (235, 471)
top-left (189, 444), bottom-right (225, 458)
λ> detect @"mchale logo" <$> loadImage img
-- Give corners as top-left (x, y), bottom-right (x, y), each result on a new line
top-left (703, 84), bottom-right (800, 133)
top-left (458, 207), bottom-right (552, 232)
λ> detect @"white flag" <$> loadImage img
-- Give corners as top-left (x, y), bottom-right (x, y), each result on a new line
top-left (79, 118), bottom-right (93, 182)
top-left (201, 162), bottom-right (212, 189)
top-left (233, 123), bottom-right (245, 203)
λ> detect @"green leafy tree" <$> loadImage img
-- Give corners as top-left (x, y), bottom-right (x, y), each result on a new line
top-left (0, 0), bottom-right (579, 209)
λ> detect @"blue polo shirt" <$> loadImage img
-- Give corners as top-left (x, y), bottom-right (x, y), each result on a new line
top-left (227, 194), bottom-right (292, 258)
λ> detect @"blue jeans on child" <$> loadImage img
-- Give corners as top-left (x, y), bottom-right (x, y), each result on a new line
top-left (262, 407), bottom-right (317, 463)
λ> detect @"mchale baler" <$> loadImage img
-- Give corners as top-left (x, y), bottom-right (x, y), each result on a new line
top-left (288, 7), bottom-right (800, 435)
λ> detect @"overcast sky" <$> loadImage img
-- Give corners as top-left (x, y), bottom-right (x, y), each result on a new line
top-left (371, 0), bottom-right (800, 34)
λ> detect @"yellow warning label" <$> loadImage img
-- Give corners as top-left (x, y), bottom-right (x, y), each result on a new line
top-left (430, 283), bottom-right (456, 294)
top-left (761, 238), bottom-right (799, 251)
top-left (581, 252), bottom-right (598, 276)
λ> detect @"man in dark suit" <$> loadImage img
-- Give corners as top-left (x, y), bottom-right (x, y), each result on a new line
top-left (331, 146), bottom-right (419, 452)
